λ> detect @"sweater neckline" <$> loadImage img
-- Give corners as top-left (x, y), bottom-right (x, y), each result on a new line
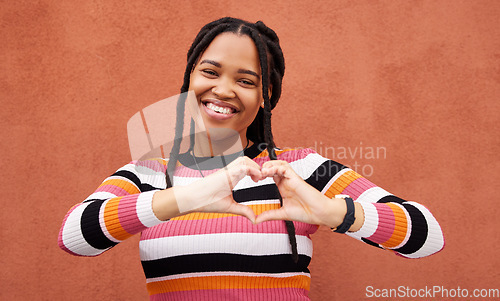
top-left (177, 142), bottom-right (267, 170)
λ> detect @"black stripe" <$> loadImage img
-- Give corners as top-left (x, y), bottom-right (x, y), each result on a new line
top-left (140, 183), bottom-right (160, 192)
top-left (141, 253), bottom-right (311, 279)
top-left (81, 200), bottom-right (117, 250)
top-left (232, 183), bottom-right (280, 203)
top-left (305, 160), bottom-right (346, 191)
top-left (83, 198), bottom-right (104, 203)
top-left (361, 238), bottom-right (383, 249)
top-left (112, 170), bottom-right (142, 189)
top-left (378, 195), bottom-right (406, 204)
top-left (392, 203), bottom-right (428, 255)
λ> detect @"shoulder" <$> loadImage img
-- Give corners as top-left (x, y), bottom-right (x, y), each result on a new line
top-left (125, 157), bottom-right (169, 176)
top-left (275, 147), bottom-right (322, 163)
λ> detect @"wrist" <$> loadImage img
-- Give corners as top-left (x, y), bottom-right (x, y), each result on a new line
top-left (324, 196), bottom-right (347, 228)
top-left (152, 187), bottom-right (183, 221)
top-left (330, 195), bottom-right (357, 233)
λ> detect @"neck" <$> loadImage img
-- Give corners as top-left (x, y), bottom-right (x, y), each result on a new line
top-left (191, 130), bottom-right (251, 157)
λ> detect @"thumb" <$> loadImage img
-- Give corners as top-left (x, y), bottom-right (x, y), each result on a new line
top-left (255, 208), bottom-right (288, 224)
top-left (229, 204), bottom-right (257, 224)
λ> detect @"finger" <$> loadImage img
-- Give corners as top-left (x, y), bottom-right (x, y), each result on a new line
top-left (261, 160), bottom-right (286, 170)
top-left (261, 165), bottom-right (287, 178)
top-left (223, 161), bottom-right (261, 184)
top-left (255, 208), bottom-right (289, 224)
top-left (241, 157), bottom-right (267, 181)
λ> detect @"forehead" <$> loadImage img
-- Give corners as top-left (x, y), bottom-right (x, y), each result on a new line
top-left (198, 33), bottom-right (261, 73)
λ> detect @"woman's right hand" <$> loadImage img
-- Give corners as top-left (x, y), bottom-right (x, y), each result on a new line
top-left (152, 156), bottom-right (264, 223)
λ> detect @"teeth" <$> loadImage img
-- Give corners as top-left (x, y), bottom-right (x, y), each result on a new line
top-left (206, 103), bottom-right (233, 115)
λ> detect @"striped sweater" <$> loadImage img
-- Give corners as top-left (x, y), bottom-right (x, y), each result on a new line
top-left (58, 144), bottom-right (444, 300)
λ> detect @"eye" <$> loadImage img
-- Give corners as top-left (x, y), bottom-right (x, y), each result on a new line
top-left (239, 79), bottom-right (256, 86)
top-left (201, 69), bottom-right (218, 77)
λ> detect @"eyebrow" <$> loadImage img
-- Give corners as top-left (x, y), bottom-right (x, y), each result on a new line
top-left (200, 59), bottom-right (260, 79)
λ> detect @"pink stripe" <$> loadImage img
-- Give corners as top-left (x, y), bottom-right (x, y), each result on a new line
top-left (367, 203), bottom-right (396, 244)
top-left (151, 288), bottom-right (310, 301)
top-left (117, 194), bottom-right (145, 235)
top-left (95, 184), bottom-right (129, 196)
top-left (141, 216), bottom-right (318, 240)
top-left (255, 148), bottom-right (310, 165)
top-left (341, 177), bottom-right (377, 200)
top-left (174, 165), bottom-right (218, 178)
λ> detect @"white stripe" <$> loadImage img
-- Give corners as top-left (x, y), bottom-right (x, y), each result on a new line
top-left (320, 168), bottom-right (351, 194)
top-left (241, 199), bottom-right (281, 206)
top-left (139, 233), bottom-right (313, 261)
top-left (346, 202), bottom-right (379, 240)
top-left (294, 152), bottom-right (329, 179)
top-left (356, 186), bottom-right (392, 203)
top-left (136, 190), bottom-right (163, 228)
top-left (402, 201), bottom-right (444, 258)
top-left (146, 271), bottom-right (311, 283)
top-left (61, 203), bottom-right (104, 256)
top-left (172, 175), bottom-right (201, 186)
top-left (85, 191), bottom-right (119, 201)
top-left (119, 161), bottom-right (166, 180)
top-left (233, 176), bottom-right (275, 190)
top-left (133, 163), bottom-right (165, 178)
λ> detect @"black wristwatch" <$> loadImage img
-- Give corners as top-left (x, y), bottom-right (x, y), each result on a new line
top-left (332, 196), bottom-right (356, 234)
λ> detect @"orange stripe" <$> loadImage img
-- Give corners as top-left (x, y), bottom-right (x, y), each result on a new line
top-left (171, 203), bottom-right (281, 221)
top-left (99, 179), bottom-right (140, 194)
top-left (254, 148), bottom-right (298, 159)
top-left (323, 170), bottom-right (362, 198)
top-left (381, 203), bottom-right (408, 248)
top-left (103, 197), bottom-right (133, 241)
top-left (142, 158), bottom-right (168, 166)
top-left (147, 275), bottom-right (310, 295)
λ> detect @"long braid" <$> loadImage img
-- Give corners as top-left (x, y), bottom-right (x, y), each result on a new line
top-left (165, 22), bottom-right (232, 186)
top-left (248, 23), bottom-right (298, 263)
top-left (165, 17), bottom-right (298, 263)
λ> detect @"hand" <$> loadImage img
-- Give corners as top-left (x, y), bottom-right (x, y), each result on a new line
top-left (175, 156), bottom-right (264, 223)
top-left (255, 160), bottom-right (346, 228)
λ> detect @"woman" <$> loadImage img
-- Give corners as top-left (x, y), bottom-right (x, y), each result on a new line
top-left (59, 17), bottom-right (444, 300)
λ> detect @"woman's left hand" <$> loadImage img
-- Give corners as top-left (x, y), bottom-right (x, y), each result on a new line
top-left (255, 160), bottom-right (346, 228)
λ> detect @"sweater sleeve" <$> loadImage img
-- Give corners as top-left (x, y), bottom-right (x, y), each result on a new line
top-left (297, 148), bottom-right (444, 259)
top-left (58, 159), bottom-right (166, 256)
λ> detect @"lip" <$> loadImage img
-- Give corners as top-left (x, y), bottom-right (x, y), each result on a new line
top-left (201, 99), bottom-right (239, 121)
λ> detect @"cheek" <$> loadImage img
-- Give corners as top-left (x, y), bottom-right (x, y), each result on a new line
top-left (189, 74), bottom-right (211, 96)
top-left (241, 90), bottom-right (262, 110)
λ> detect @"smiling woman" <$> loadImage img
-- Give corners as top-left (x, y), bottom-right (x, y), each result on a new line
top-left (58, 17), bottom-right (444, 301)
top-left (190, 33), bottom-right (264, 144)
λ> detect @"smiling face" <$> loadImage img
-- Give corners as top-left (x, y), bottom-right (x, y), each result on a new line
top-left (189, 32), bottom-right (264, 145)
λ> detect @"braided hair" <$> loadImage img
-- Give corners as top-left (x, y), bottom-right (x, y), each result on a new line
top-left (166, 17), bottom-right (298, 263)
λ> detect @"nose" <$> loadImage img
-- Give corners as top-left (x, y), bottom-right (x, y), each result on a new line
top-left (211, 78), bottom-right (235, 99)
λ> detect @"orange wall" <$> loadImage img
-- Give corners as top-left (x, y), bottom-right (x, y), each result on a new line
top-left (2, 1), bottom-right (499, 300)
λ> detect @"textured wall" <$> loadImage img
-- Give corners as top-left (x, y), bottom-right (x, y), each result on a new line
top-left (1, 1), bottom-right (499, 300)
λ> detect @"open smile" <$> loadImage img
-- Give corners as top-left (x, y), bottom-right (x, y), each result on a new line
top-left (201, 99), bottom-right (240, 120)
